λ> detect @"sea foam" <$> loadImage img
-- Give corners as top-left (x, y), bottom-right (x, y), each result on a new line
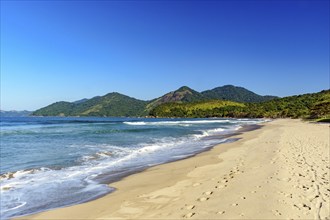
top-left (0, 117), bottom-right (265, 219)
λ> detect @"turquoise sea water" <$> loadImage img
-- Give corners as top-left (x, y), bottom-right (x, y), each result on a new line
top-left (0, 117), bottom-right (265, 219)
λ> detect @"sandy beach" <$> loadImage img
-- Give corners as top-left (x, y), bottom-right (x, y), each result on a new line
top-left (18, 119), bottom-right (329, 220)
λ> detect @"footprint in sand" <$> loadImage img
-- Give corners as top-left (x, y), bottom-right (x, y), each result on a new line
top-left (215, 185), bottom-right (226, 189)
top-left (250, 190), bottom-right (257, 194)
top-left (241, 196), bottom-right (246, 200)
top-left (186, 205), bottom-right (195, 210)
top-left (183, 212), bottom-right (195, 218)
top-left (301, 203), bottom-right (312, 210)
top-left (197, 197), bottom-right (209, 202)
top-left (217, 211), bottom-right (225, 215)
top-left (231, 203), bottom-right (239, 206)
top-left (272, 209), bottom-right (282, 216)
top-left (203, 191), bottom-right (213, 195)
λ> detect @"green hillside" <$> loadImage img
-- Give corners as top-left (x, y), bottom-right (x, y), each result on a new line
top-left (32, 85), bottom-right (280, 117)
top-left (32, 86), bottom-right (329, 119)
top-left (150, 90), bottom-right (330, 119)
top-left (32, 93), bottom-right (148, 117)
top-left (149, 100), bottom-right (244, 118)
top-left (244, 90), bottom-right (330, 119)
top-left (32, 102), bottom-right (75, 116)
top-left (202, 85), bottom-right (278, 103)
top-left (146, 86), bottom-right (207, 111)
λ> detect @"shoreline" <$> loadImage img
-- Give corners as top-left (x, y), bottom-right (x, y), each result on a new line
top-left (94, 123), bottom-right (262, 186)
top-left (11, 123), bottom-right (261, 219)
top-left (17, 119), bottom-right (329, 219)
top-left (1, 118), bottom-right (261, 220)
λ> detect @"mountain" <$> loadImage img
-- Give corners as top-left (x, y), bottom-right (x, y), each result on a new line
top-left (33, 85), bottom-right (306, 117)
top-left (146, 86), bottom-right (207, 111)
top-left (201, 85), bottom-right (278, 103)
top-left (0, 110), bottom-right (32, 117)
top-left (32, 102), bottom-right (75, 116)
top-left (150, 90), bottom-right (330, 119)
top-left (32, 93), bottom-right (148, 117)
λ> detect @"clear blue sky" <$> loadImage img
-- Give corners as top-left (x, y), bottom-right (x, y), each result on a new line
top-left (1, 0), bottom-right (329, 111)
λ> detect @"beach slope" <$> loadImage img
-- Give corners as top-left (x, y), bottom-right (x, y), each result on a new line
top-left (19, 119), bottom-right (329, 219)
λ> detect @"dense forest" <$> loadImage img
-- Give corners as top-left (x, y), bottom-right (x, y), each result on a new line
top-left (201, 85), bottom-right (277, 103)
top-left (149, 90), bottom-right (330, 120)
top-left (32, 93), bottom-right (148, 117)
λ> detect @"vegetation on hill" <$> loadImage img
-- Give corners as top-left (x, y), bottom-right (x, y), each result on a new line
top-left (201, 85), bottom-right (278, 103)
top-left (32, 85), bottom-right (329, 120)
top-left (32, 102), bottom-right (75, 116)
top-left (150, 90), bottom-right (330, 119)
top-left (146, 86), bottom-right (207, 111)
top-left (32, 93), bottom-right (148, 117)
top-left (149, 100), bottom-right (244, 118)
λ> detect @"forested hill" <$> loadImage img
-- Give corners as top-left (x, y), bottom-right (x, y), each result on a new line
top-left (146, 86), bottom-right (207, 111)
top-left (32, 86), bottom-right (330, 120)
top-left (33, 85), bottom-right (277, 117)
top-left (150, 90), bottom-right (330, 119)
top-left (202, 85), bottom-right (277, 103)
top-left (32, 93), bottom-right (148, 117)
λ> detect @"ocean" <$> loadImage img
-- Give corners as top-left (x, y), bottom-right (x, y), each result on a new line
top-left (0, 117), bottom-right (265, 219)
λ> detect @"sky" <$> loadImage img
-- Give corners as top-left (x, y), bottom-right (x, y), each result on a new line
top-left (1, 0), bottom-right (329, 111)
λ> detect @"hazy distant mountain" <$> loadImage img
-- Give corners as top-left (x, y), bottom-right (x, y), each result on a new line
top-left (0, 110), bottom-right (32, 117)
top-left (32, 85), bottom-right (280, 117)
top-left (201, 85), bottom-right (278, 103)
